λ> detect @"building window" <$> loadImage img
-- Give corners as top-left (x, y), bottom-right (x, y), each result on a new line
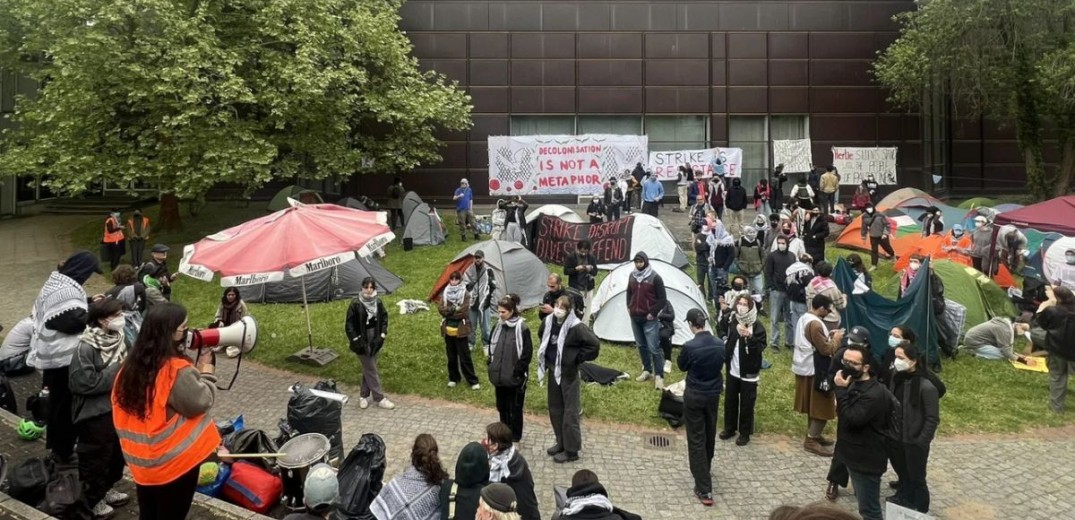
top-left (730, 115), bottom-right (809, 188)
top-left (510, 116), bottom-right (575, 135)
top-left (577, 115), bottom-right (642, 135)
top-left (645, 116), bottom-right (708, 152)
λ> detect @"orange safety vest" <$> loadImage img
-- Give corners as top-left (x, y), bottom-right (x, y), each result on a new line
top-left (112, 357), bottom-right (221, 486)
top-left (103, 216), bottom-right (124, 244)
top-left (127, 216), bottom-right (150, 240)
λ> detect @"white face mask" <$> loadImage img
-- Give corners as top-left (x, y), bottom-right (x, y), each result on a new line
top-left (777, 244), bottom-right (788, 252)
top-left (553, 308), bottom-right (567, 319)
top-left (893, 358), bottom-right (912, 373)
top-left (909, 262), bottom-right (921, 271)
top-left (105, 316), bottom-right (125, 333)
top-left (735, 305), bottom-right (750, 314)
top-left (866, 208), bottom-right (875, 214)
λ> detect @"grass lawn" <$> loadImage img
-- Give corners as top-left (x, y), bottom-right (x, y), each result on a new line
top-left (68, 202), bottom-right (1075, 436)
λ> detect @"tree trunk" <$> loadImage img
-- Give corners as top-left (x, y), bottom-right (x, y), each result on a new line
top-left (1056, 134), bottom-right (1075, 197)
top-left (1014, 90), bottom-right (1050, 200)
top-left (159, 193), bottom-right (183, 232)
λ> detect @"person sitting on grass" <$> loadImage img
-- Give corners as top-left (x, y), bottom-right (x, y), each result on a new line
top-left (960, 316), bottom-right (1032, 362)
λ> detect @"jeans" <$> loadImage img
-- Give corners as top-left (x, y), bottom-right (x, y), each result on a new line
top-left (819, 192), bottom-right (834, 214)
top-left (684, 390), bottom-right (719, 495)
top-left (468, 306), bottom-right (492, 348)
top-left (768, 290), bottom-right (792, 347)
top-left (709, 266), bottom-right (728, 302)
top-left (725, 209), bottom-right (744, 238)
top-left (789, 301), bottom-right (807, 339)
top-left (678, 185), bottom-right (689, 211)
top-left (695, 255), bottom-right (711, 299)
top-left (631, 317), bottom-right (663, 376)
top-left (847, 469), bottom-right (883, 520)
top-left (746, 274), bottom-right (764, 297)
top-left (723, 375), bottom-right (757, 435)
top-left (758, 200), bottom-right (772, 218)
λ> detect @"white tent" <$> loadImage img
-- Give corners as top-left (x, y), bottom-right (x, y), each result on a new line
top-left (525, 204), bottom-right (585, 224)
top-left (430, 240), bottom-right (550, 310)
top-left (402, 203), bottom-right (445, 246)
top-left (591, 259), bottom-right (711, 346)
top-left (599, 213), bottom-right (689, 270)
top-left (1043, 236), bottom-right (1075, 288)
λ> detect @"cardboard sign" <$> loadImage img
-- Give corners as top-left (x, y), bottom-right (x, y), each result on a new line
top-left (885, 501), bottom-right (933, 520)
top-left (488, 134), bottom-right (648, 195)
top-left (531, 214), bottom-right (635, 266)
top-left (647, 147), bottom-right (743, 180)
top-left (833, 147), bottom-right (898, 185)
top-left (773, 139), bottom-right (813, 173)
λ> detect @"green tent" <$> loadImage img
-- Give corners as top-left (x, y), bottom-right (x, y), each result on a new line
top-left (267, 185), bottom-right (324, 211)
top-left (957, 197), bottom-right (997, 210)
top-left (930, 260), bottom-right (1018, 330)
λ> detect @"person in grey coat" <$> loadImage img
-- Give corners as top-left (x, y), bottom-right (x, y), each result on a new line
top-left (860, 204), bottom-right (895, 267)
top-left (345, 277), bottom-right (395, 410)
top-left (486, 295), bottom-right (533, 443)
top-left (69, 299), bottom-right (130, 518)
top-left (538, 296), bottom-right (600, 463)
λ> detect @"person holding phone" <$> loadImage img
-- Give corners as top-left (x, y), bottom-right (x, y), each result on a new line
top-left (833, 345), bottom-right (893, 520)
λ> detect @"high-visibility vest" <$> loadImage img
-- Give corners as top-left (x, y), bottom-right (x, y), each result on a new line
top-left (103, 217), bottom-right (124, 244)
top-left (127, 216), bottom-right (150, 239)
top-left (112, 357), bottom-right (221, 485)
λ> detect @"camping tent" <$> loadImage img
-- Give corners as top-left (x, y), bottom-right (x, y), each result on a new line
top-left (402, 203), bottom-right (445, 247)
top-left (892, 231), bottom-right (1017, 288)
top-left (525, 204), bottom-right (585, 224)
top-left (623, 213), bottom-right (690, 270)
top-left (958, 197), bottom-right (997, 210)
top-left (337, 196), bottom-right (379, 211)
top-left (243, 255), bottom-right (403, 304)
top-left (993, 195), bottom-right (1075, 236)
top-left (834, 208), bottom-right (921, 258)
top-left (929, 260), bottom-right (1017, 330)
top-left (1042, 236), bottom-right (1075, 286)
top-left (876, 188), bottom-right (942, 211)
top-left (429, 240), bottom-right (549, 310)
top-left (268, 186), bottom-right (324, 211)
top-left (401, 191), bottom-right (424, 226)
top-left (591, 259), bottom-right (711, 346)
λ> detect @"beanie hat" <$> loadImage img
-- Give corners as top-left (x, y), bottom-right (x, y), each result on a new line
top-left (480, 483), bottom-right (517, 513)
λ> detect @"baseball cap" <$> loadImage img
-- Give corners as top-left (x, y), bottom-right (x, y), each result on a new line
top-left (685, 308), bottom-right (707, 327)
top-left (473, 249), bottom-right (485, 259)
top-left (303, 463), bottom-right (339, 511)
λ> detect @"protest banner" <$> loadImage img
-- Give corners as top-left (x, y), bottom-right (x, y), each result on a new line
top-left (488, 134), bottom-right (648, 195)
top-left (772, 139), bottom-right (812, 173)
top-left (832, 147), bottom-right (899, 185)
top-left (647, 147), bottom-right (743, 180)
top-left (530, 214), bottom-right (635, 266)
top-left (885, 502), bottom-right (933, 520)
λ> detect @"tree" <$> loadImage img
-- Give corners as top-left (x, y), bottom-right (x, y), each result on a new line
top-left (0, 0), bottom-right (471, 229)
top-left (873, 0), bottom-right (1075, 199)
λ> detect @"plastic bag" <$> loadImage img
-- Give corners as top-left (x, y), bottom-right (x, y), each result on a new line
top-left (217, 414), bottom-right (244, 437)
top-left (331, 433), bottom-right (386, 520)
top-left (222, 429), bottom-right (280, 472)
top-left (8, 457), bottom-right (47, 506)
top-left (287, 381), bottom-right (344, 463)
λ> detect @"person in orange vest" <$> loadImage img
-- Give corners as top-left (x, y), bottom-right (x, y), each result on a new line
top-left (111, 303), bottom-right (221, 519)
top-left (126, 209), bottom-right (151, 267)
top-left (102, 210), bottom-right (126, 270)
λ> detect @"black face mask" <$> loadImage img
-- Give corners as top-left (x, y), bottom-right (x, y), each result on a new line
top-left (733, 283), bottom-right (744, 291)
top-left (770, 222), bottom-right (778, 228)
top-left (842, 362), bottom-right (863, 380)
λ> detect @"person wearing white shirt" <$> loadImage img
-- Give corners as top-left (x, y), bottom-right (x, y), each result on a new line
top-left (717, 295), bottom-right (766, 446)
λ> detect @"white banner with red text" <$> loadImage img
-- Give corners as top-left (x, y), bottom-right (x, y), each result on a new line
top-left (487, 134), bottom-right (648, 195)
top-left (647, 147), bottom-right (743, 180)
top-left (832, 146), bottom-right (898, 185)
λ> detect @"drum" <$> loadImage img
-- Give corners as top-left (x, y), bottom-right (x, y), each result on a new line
top-left (277, 433), bottom-right (331, 510)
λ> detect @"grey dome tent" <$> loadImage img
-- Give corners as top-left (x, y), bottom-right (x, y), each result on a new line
top-left (242, 255), bottom-right (402, 303)
top-left (268, 185), bottom-right (324, 211)
top-left (337, 196), bottom-right (379, 211)
top-left (430, 240), bottom-right (549, 310)
top-left (401, 191), bottom-right (424, 226)
top-left (401, 203), bottom-right (446, 247)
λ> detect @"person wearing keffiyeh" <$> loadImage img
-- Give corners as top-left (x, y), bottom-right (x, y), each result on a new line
top-left (538, 296), bottom-right (600, 464)
top-left (482, 423), bottom-right (540, 520)
top-left (440, 272), bottom-right (480, 389)
top-left (486, 295), bottom-right (533, 442)
top-left (346, 277), bottom-right (395, 410)
top-left (716, 295), bottom-right (767, 447)
top-left (557, 470), bottom-right (640, 520)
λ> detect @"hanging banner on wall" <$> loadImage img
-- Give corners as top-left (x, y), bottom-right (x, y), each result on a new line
top-left (772, 139), bottom-right (813, 173)
top-left (647, 147), bottom-right (743, 180)
top-left (530, 214), bottom-right (636, 266)
top-left (487, 134), bottom-right (648, 195)
top-left (832, 147), bottom-right (899, 185)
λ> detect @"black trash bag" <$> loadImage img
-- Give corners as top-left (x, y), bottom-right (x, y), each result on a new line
top-left (223, 429), bottom-right (280, 473)
top-left (8, 458), bottom-right (48, 507)
top-left (579, 362), bottom-right (626, 386)
top-left (287, 381), bottom-right (344, 463)
top-left (331, 433), bottom-right (386, 520)
top-left (26, 392), bottom-right (48, 424)
top-left (0, 351), bottom-right (34, 376)
top-left (274, 417), bottom-right (295, 448)
top-left (39, 464), bottom-right (80, 516)
top-left (0, 374), bottom-right (17, 415)
top-left (658, 389), bottom-right (684, 428)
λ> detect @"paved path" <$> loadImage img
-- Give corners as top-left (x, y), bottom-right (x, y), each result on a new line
top-left (2, 213), bottom-right (1074, 520)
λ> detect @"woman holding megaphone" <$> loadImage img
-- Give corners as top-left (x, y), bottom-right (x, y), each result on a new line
top-left (112, 303), bottom-right (222, 520)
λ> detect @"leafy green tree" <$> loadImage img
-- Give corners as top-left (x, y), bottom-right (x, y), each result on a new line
top-left (873, 0), bottom-right (1075, 199)
top-left (0, 0), bottom-right (471, 228)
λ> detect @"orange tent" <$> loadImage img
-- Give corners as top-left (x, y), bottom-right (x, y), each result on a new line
top-left (835, 210), bottom-right (922, 259)
top-left (893, 231), bottom-right (1016, 287)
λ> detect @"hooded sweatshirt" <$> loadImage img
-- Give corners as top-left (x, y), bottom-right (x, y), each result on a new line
top-left (439, 442), bottom-right (489, 520)
top-left (625, 252), bottom-right (667, 319)
top-left (559, 483), bottom-right (642, 520)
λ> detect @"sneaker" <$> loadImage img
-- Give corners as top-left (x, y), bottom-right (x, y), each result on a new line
top-left (377, 398), bottom-right (396, 410)
top-left (471, 383), bottom-right (481, 390)
top-left (635, 370), bottom-right (652, 382)
top-left (654, 376), bottom-right (664, 390)
top-left (694, 490), bottom-right (714, 506)
top-left (104, 489), bottom-right (129, 507)
top-left (735, 435), bottom-right (750, 446)
top-left (447, 381), bottom-right (457, 388)
top-left (718, 430), bottom-right (736, 440)
top-left (358, 397), bottom-right (370, 409)
top-left (92, 501), bottom-right (115, 519)
top-left (552, 451), bottom-right (579, 463)
top-left (663, 360), bottom-right (672, 374)
top-left (547, 444), bottom-right (564, 456)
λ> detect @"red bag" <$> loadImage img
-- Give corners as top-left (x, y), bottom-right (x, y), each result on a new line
top-left (222, 461), bottom-right (282, 514)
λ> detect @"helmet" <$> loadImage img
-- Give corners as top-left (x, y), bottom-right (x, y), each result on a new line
top-left (847, 326), bottom-right (871, 347)
top-left (17, 419), bottom-right (45, 441)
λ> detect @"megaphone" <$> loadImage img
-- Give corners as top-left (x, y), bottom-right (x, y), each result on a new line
top-left (185, 316), bottom-right (258, 355)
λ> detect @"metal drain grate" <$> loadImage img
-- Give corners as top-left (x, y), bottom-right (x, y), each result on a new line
top-left (642, 433), bottom-right (674, 450)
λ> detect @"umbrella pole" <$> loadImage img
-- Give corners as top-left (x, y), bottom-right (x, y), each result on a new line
top-left (302, 276), bottom-right (315, 352)
top-left (287, 275), bottom-right (339, 367)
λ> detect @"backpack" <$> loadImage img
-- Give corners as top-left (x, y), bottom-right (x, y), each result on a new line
top-left (613, 186), bottom-right (623, 203)
top-left (0, 351), bottom-right (34, 376)
top-left (657, 301), bottom-right (676, 340)
top-left (40, 464), bottom-right (81, 516)
top-left (8, 457), bottom-right (48, 506)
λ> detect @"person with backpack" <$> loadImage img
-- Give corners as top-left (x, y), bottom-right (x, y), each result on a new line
top-left (692, 217), bottom-right (712, 300)
top-left (860, 203), bottom-right (895, 268)
top-left (764, 235), bottom-right (798, 352)
top-left (805, 262), bottom-right (846, 329)
top-left (465, 250), bottom-right (498, 351)
top-left (736, 226), bottom-right (766, 298)
top-left (717, 295), bottom-right (766, 446)
top-left (793, 295), bottom-right (844, 457)
top-left (707, 175), bottom-right (726, 220)
top-left (386, 177), bottom-right (406, 230)
top-left (789, 177), bottom-right (816, 210)
top-left (886, 343), bottom-right (941, 514)
top-left (69, 299), bottom-right (130, 518)
top-left (439, 442), bottom-right (489, 520)
top-left (706, 221), bottom-right (736, 304)
top-left (864, 174), bottom-right (880, 206)
top-left (346, 277), bottom-right (395, 410)
top-left (785, 254), bottom-right (816, 339)
top-left (833, 345), bottom-right (894, 520)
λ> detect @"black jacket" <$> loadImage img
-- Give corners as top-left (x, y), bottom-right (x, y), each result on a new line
top-left (763, 250), bottom-right (796, 291)
top-left (538, 317), bottom-right (601, 378)
top-left (439, 442), bottom-right (489, 520)
top-left (501, 451), bottom-right (541, 520)
top-left (725, 184), bottom-right (749, 211)
top-left (835, 378), bottom-right (892, 476)
top-left (487, 321), bottom-right (533, 388)
top-left (677, 331), bottom-right (725, 398)
top-left (563, 253), bottom-right (598, 292)
top-left (557, 483), bottom-right (641, 520)
top-left (345, 298), bottom-right (389, 356)
top-left (721, 320), bottom-right (767, 380)
top-left (540, 288), bottom-right (585, 322)
top-left (891, 372), bottom-right (940, 446)
top-left (802, 216), bottom-right (829, 261)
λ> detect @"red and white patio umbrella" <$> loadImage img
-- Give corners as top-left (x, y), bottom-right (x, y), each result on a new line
top-left (179, 200), bottom-right (395, 355)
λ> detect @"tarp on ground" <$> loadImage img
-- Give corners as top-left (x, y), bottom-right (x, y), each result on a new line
top-left (591, 259), bottom-right (711, 346)
top-left (929, 260), bottom-right (1018, 330)
top-left (401, 203), bottom-right (446, 247)
top-left (834, 258), bottom-right (941, 366)
top-left (835, 209), bottom-right (921, 259)
top-left (268, 185), bottom-right (324, 211)
top-left (429, 240), bottom-right (548, 310)
top-left (877, 188), bottom-right (942, 211)
top-left (524, 204), bottom-right (585, 224)
top-left (401, 191), bottom-right (423, 226)
top-left (242, 255), bottom-right (402, 303)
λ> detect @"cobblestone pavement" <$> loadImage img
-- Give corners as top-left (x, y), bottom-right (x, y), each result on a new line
top-left (3, 213), bottom-right (1074, 519)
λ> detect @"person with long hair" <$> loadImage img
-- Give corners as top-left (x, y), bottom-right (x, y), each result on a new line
top-left (718, 295), bottom-right (767, 446)
top-left (111, 303), bottom-right (221, 520)
top-left (346, 277), bottom-right (395, 409)
top-left (486, 295), bottom-right (532, 442)
top-left (371, 434), bottom-right (448, 520)
top-left (105, 264), bottom-right (147, 313)
top-left (69, 299), bottom-right (130, 518)
top-left (538, 295), bottom-right (600, 463)
top-left (887, 343), bottom-right (941, 513)
top-left (482, 423), bottom-right (540, 520)
top-left (213, 287), bottom-right (249, 358)
top-left (440, 271), bottom-right (480, 390)
top-left (1034, 285), bottom-right (1075, 412)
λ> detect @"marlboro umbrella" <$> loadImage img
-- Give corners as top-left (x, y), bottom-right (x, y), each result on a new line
top-left (180, 200), bottom-right (395, 357)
